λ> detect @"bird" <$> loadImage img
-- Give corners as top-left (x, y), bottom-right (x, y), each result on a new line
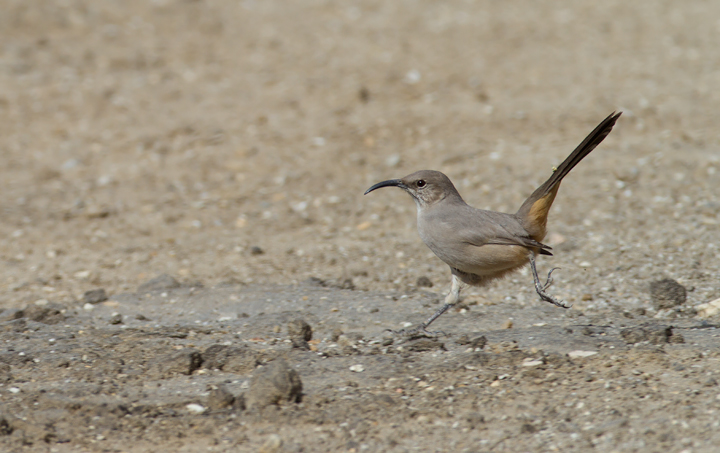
top-left (364, 112), bottom-right (622, 335)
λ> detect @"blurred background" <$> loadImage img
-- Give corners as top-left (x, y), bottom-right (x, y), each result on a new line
top-left (1, 0), bottom-right (718, 309)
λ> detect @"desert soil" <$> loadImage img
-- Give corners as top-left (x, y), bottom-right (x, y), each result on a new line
top-left (1, 1), bottom-right (720, 452)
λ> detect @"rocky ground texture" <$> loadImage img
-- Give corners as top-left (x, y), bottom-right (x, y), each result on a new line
top-left (1, 1), bottom-right (720, 452)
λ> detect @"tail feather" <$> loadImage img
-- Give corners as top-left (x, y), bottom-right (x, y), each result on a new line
top-left (517, 112), bottom-right (622, 240)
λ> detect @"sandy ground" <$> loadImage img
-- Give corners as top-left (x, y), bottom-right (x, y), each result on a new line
top-left (1, 0), bottom-right (720, 451)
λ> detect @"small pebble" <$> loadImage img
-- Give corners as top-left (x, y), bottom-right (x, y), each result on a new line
top-left (185, 403), bottom-right (206, 414)
top-left (416, 276), bottom-right (433, 288)
top-left (287, 319), bottom-right (312, 341)
top-left (83, 288), bottom-right (108, 304)
top-left (74, 270), bottom-right (91, 279)
top-left (207, 385), bottom-right (236, 410)
top-left (138, 274), bottom-right (180, 293)
top-left (695, 298), bottom-right (720, 318)
top-left (404, 69), bottom-right (421, 84)
top-left (468, 336), bottom-right (487, 349)
top-left (247, 359), bottom-right (302, 409)
top-left (330, 328), bottom-right (344, 342)
top-left (349, 364), bottom-right (365, 373)
top-left (339, 278), bottom-right (355, 290)
top-left (649, 278), bottom-right (686, 310)
top-left (385, 154), bottom-right (401, 167)
top-left (259, 434), bottom-right (283, 453)
top-left (522, 359), bottom-right (544, 367)
top-left (567, 350), bottom-right (597, 359)
top-left (109, 313), bottom-right (123, 325)
top-left (358, 86), bottom-right (370, 103)
top-left (287, 319), bottom-right (313, 350)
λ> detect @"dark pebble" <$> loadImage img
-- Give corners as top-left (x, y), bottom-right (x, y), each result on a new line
top-left (456, 334), bottom-right (470, 345)
top-left (338, 332), bottom-right (364, 355)
top-left (202, 344), bottom-right (263, 374)
top-left (650, 278), bottom-right (686, 310)
top-left (456, 335), bottom-right (487, 349)
top-left (465, 412), bottom-right (485, 429)
top-left (668, 331), bottom-right (685, 344)
top-left (207, 384), bottom-right (236, 410)
top-left (416, 276), bottom-right (433, 288)
top-left (109, 313), bottom-right (123, 325)
top-left (469, 336), bottom-right (487, 349)
top-left (620, 327), bottom-right (648, 344)
top-left (405, 338), bottom-right (446, 352)
top-left (138, 274), bottom-right (180, 293)
top-left (247, 359), bottom-right (303, 409)
top-left (23, 304), bottom-right (65, 325)
top-left (330, 328), bottom-right (343, 342)
top-left (339, 278), bottom-right (355, 290)
top-left (305, 277), bottom-right (325, 287)
top-left (0, 417), bottom-right (12, 436)
top-left (83, 288), bottom-right (108, 304)
top-left (358, 86), bottom-right (370, 103)
top-left (250, 246), bottom-right (264, 255)
top-left (150, 349), bottom-right (203, 378)
top-left (287, 319), bottom-right (313, 349)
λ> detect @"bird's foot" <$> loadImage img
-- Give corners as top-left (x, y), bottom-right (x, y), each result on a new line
top-left (529, 256), bottom-right (572, 309)
top-left (535, 287), bottom-right (573, 309)
top-left (542, 267), bottom-right (560, 291)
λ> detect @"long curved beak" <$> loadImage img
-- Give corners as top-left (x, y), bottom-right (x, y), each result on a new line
top-left (364, 179), bottom-right (403, 195)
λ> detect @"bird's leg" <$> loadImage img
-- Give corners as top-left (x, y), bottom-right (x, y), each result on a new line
top-left (394, 274), bottom-right (463, 337)
top-left (529, 255), bottom-right (572, 309)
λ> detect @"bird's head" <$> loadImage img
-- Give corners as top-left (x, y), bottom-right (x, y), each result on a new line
top-left (364, 170), bottom-right (461, 209)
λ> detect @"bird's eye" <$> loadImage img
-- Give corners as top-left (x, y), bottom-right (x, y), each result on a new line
top-left (416, 180), bottom-right (426, 188)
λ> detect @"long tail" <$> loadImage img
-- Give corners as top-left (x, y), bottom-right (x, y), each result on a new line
top-left (516, 111), bottom-right (622, 241)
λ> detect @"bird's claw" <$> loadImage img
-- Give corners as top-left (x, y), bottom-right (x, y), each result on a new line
top-left (537, 291), bottom-right (572, 309)
top-left (543, 267), bottom-right (561, 290)
top-left (529, 256), bottom-right (570, 309)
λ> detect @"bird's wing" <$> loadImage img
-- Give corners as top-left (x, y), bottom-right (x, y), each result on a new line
top-left (451, 208), bottom-right (553, 255)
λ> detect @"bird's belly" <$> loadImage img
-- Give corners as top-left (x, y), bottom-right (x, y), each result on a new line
top-left (426, 240), bottom-right (530, 277)
top-left (459, 244), bottom-right (530, 275)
